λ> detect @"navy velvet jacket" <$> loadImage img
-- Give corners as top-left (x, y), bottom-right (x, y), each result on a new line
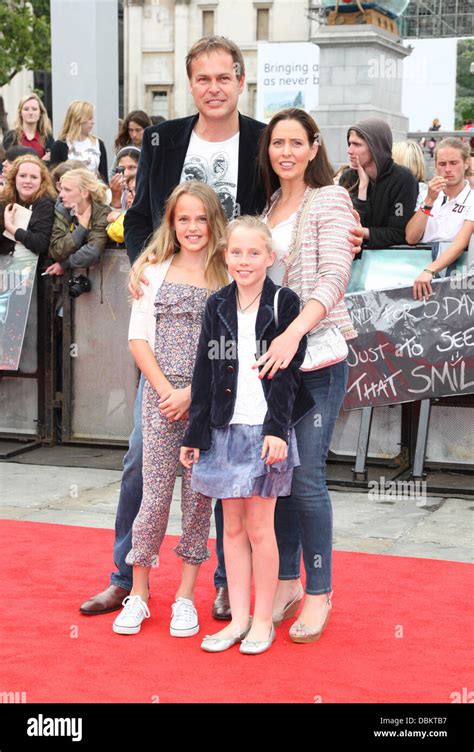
top-left (183, 276), bottom-right (315, 451)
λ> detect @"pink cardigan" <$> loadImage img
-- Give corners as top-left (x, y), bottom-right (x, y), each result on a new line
top-left (261, 185), bottom-right (358, 341)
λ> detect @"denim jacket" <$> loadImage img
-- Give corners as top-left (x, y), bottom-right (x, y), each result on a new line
top-left (183, 276), bottom-right (315, 451)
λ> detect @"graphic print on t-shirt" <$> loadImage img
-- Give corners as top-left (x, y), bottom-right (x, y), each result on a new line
top-left (68, 138), bottom-right (101, 173)
top-left (180, 132), bottom-right (239, 220)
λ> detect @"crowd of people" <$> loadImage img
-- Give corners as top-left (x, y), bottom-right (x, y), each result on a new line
top-left (0, 100), bottom-right (153, 271)
top-left (1, 34), bottom-right (473, 655)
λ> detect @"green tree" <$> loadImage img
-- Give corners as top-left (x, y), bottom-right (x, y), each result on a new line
top-left (455, 38), bottom-right (474, 128)
top-left (0, 0), bottom-right (51, 88)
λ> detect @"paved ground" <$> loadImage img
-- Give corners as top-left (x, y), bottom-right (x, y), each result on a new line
top-left (1, 457), bottom-right (472, 564)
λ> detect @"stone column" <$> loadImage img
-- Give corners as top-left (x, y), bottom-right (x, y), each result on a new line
top-left (50, 0), bottom-right (119, 166)
top-left (311, 24), bottom-right (412, 167)
top-left (174, 0), bottom-right (192, 119)
top-left (124, 0), bottom-right (144, 113)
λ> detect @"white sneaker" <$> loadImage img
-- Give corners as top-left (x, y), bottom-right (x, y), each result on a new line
top-left (113, 595), bottom-right (150, 635)
top-left (170, 597), bottom-right (199, 637)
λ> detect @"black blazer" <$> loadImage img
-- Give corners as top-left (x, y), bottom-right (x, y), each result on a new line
top-left (50, 139), bottom-right (108, 184)
top-left (124, 113), bottom-right (267, 263)
top-left (0, 196), bottom-right (55, 256)
top-left (183, 277), bottom-right (315, 451)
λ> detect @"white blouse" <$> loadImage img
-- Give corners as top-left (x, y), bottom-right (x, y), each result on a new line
top-left (262, 211), bottom-right (296, 285)
top-left (230, 310), bottom-right (267, 425)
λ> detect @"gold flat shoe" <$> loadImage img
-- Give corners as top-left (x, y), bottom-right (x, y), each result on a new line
top-left (289, 594), bottom-right (332, 644)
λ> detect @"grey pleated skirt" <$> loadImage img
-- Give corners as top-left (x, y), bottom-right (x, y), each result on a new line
top-left (190, 423), bottom-right (300, 500)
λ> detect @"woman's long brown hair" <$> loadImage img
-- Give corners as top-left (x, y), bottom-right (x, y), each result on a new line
top-left (258, 108), bottom-right (334, 204)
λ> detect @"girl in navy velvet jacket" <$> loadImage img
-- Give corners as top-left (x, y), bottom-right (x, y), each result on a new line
top-left (181, 215), bottom-right (313, 656)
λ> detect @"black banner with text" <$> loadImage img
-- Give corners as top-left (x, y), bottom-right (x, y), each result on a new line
top-left (343, 276), bottom-right (474, 410)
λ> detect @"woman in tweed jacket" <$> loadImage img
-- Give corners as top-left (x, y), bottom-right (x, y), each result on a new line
top-left (256, 108), bottom-right (358, 643)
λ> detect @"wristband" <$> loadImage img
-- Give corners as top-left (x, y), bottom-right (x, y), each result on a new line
top-left (423, 268), bottom-right (435, 275)
top-left (420, 204), bottom-right (433, 215)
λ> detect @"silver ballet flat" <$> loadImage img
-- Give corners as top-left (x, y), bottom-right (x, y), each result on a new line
top-left (201, 622), bottom-right (251, 653)
top-left (239, 624), bottom-right (276, 655)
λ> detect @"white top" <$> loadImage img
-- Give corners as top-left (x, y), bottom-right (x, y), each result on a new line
top-left (263, 211), bottom-right (296, 285)
top-left (416, 182), bottom-right (428, 211)
top-left (67, 137), bottom-right (101, 173)
top-left (128, 257), bottom-right (173, 349)
top-left (464, 203), bottom-right (474, 273)
top-left (422, 181), bottom-right (474, 244)
top-left (230, 310), bottom-right (267, 425)
top-left (180, 130), bottom-right (239, 220)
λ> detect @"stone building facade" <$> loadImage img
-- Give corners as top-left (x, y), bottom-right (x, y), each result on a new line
top-left (124, 0), bottom-right (312, 119)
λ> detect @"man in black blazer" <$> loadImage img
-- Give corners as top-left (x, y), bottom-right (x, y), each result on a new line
top-left (80, 35), bottom-right (265, 621)
top-left (124, 38), bottom-right (266, 263)
top-left (124, 112), bottom-right (266, 263)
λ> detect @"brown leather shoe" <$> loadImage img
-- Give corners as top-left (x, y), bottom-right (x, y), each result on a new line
top-left (79, 585), bottom-right (131, 616)
top-left (212, 587), bottom-right (232, 620)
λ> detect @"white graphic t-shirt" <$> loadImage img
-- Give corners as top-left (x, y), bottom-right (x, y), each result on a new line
top-left (180, 130), bottom-right (239, 220)
top-left (67, 138), bottom-right (101, 173)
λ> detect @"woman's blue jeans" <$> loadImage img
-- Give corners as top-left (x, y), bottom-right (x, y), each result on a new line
top-left (214, 360), bottom-right (348, 595)
top-left (275, 360), bottom-right (348, 594)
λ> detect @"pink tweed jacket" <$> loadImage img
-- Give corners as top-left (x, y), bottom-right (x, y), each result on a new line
top-left (261, 185), bottom-right (358, 340)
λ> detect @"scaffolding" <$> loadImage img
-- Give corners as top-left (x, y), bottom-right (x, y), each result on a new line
top-left (307, 1), bottom-right (474, 38)
top-left (400, 0), bottom-right (474, 38)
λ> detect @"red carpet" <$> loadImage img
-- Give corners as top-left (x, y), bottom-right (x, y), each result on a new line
top-left (1, 519), bottom-right (472, 704)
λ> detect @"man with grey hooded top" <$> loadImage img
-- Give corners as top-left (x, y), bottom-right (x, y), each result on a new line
top-left (340, 117), bottom-right (418, 251)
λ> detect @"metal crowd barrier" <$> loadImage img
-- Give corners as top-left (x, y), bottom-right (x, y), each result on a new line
top-left (60, 248), bottom-right (137, 445)
top-left (0, 258), bottom-right (55, 453)
top-left (1, 246), bottom-right (473, 494)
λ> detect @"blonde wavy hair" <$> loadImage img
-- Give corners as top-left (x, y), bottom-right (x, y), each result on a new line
top-left (131, 181), bottom-right (229, 292)
top-left (60, 168), bottom-right (109, 205)
top-left (58, 100), bottom-right (98, 144)
top-left (2, 155), bottom-right (56, 205)
top-left (12, 93), bottom-right (53, 146)
top-left (392, 141), bottom-right (426, 182)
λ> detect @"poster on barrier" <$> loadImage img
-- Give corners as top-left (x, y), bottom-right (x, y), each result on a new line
top-left (343, 275), bottom-right (474, 410)
top-left (347, 248), bottom-right (469, 294)
top-left (0, 253), bottom-right (38, 371)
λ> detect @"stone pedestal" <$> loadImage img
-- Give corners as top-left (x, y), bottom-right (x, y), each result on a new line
top-left (310, 24), bottom-right (412, 167)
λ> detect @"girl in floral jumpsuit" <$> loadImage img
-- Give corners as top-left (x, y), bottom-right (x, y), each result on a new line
top-left (113, 182), bottom-right (228, 638)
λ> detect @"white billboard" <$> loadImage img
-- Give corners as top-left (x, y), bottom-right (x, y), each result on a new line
top-left (256, 42), bottom-right (320, 124)
top-left (402, 38), bottom-right (458, 132)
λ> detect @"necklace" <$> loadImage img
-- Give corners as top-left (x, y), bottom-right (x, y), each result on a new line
top-left (236, 288), bottom-right (263, 313)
